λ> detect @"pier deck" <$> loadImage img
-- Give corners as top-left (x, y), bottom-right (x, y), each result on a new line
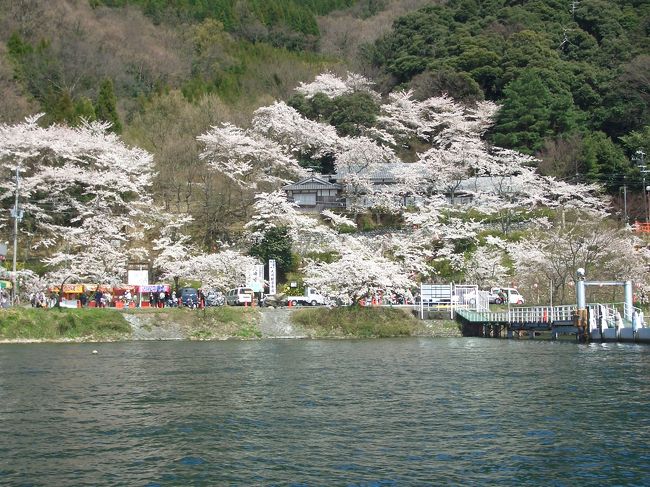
top-left (455, 303), bottom-right (647, 342)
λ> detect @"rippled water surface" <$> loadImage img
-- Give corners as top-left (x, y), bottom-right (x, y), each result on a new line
top-left (1, 338), bottom-right (649, 485)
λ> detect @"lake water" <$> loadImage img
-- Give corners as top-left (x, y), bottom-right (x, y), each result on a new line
top-left (0, 338), bottom-right (649, 486)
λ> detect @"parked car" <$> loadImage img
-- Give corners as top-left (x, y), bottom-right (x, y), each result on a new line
top-left (286, 288), bottom-right (325, 306)
top-left (179, 287), bottom-right (199, 307)
top-left (490, 287), bottom-right (525, 305)
top-left (225, 287), bottom-right (254, 306)
top-left (203, 289), bottom-right (225, 307)
top-left (488, 289), bottom-right (504, 304)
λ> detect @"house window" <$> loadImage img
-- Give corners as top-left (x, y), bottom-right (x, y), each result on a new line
top-left (294, 193), bottom-right (316, 205)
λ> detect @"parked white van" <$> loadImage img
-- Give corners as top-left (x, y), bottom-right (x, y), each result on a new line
top-left (490, 287), bottom-right (525, 305)
top-left (225, 287), bottom-right (254, 306)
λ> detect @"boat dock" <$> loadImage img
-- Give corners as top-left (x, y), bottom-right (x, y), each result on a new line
top-left (455, 303), bottom-right (650, 343)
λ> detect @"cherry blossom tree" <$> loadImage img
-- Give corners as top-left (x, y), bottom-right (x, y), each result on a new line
top-left (152, 214), bottom-right (196, 289)
top-left (251, 101), bottom-right (340, 158)
top-left (303, 236), bottom-right (414, 305)
top-left (184, 250), bottom-right (259, 291)
top-left (15, 269), bottom-right (47, 300)
top-left (197, 123), bottom-right (306, 190)
top-left (334, 137), bottom-right (402, 213)
top-left (508, 221), bottom-right (650, 304)
top-left (321, 209), bottom-right (356, 230)
top-left (0, 115), bottom-right (154, 285)
top-left (191, 71), bottom-right (616, 296)
top-left (245, 191), bottom-right (339, 254)
top-left (464, 245), bottom-right (509, 288)
top-left (42, 217), bottom-right (134, 287)
top-left (295, 72), bottom-right (376, 100)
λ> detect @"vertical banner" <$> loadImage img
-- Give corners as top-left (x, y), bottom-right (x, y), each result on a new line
top-left (268, 259), bottom-right (277, 296)
top-left (247, 264), bottom-right (265, 292)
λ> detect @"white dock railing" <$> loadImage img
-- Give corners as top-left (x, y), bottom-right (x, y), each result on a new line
top-left (456, 303), bottom-right (641, 326)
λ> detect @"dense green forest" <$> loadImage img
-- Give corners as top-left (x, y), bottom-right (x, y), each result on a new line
top-left (0, 0), bottom-right (649, 237)
top-left (364, 0), bottom-right (650, 190)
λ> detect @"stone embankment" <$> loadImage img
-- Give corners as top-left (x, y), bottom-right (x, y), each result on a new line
top-left (258, 308), bottom-right (307, 338)
top-left (122, 313), bottom-right (185, 340)
top-left (419, 320), bottom-right (463, 338)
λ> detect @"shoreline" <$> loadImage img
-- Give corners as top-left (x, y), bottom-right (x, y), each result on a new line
top-left (0, 333), bottom-right (458, 344)
top-left (0, 306), bottom-right (462, 343)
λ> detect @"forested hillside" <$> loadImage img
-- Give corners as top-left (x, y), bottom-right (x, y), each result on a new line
top-left (364, 0), bottom-right (650, 193)
top-left (0, 0), bottom-right (433, 243)
top-left (93, 0), bottom-right (358, 49)
top-left (1, 0), bottom-right (649, 299)
top-left (0, 0), bottom-right (649, 236)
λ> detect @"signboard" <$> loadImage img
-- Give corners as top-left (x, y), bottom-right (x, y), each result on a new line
top-left (62, 284), bottom-right (84, 293)
top-left (247, 264), bottom-right (265, 293)
top-left (60, 298), bottom-right (79, 309)
top-left (421, 284), bottom-right (452, 302)
top-left (80, 284), bottom-right (113, 293)
top-left (139, 284), bottom-right (170, 293)
top-left (268, 259), bottom-right (277, 296)
top-left (127, 269), bottom-right (149, 286)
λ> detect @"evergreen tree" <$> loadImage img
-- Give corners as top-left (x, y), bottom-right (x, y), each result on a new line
top-left (50, 90), bottom-right (77, 124)
top-left (74, 97), bottom-right (96, 122)
top-left (249, 227), bottom-right (294, 282)
top-left (580, 131), bottom-right (629, 187)
top-left (95, 79), bottom-right (122, 133)
top-left (490, 69), bottom-right (579, 153)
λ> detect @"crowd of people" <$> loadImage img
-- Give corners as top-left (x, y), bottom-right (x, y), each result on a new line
top-left (19, 285), bottom-right (227, 310)
top-left (29, 291), bottom-right (57, 308)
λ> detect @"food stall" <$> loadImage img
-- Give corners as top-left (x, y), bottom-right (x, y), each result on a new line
top-left (62, 284), bottom-right (84, 308)
top-left (137, 284), bottom-right (171, 308)
top-left (84, 284), bottom-right (114, 307)
top-left (112, 285), bottom-right (138, 308)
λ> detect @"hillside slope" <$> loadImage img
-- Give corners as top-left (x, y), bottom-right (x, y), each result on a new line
top-left (364, 0), bottom-right (649, 196)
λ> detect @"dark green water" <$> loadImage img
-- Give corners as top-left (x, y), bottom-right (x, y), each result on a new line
top-left (0, 338), bottom-right (648, 486)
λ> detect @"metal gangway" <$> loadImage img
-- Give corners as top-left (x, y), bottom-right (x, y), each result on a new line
top-left (456, 302), bottom-right (647, 339)
top-left (457, 302), bottom-right (639, 325)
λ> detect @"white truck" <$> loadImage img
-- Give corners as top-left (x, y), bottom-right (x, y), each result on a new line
top-left (286, 288), bottom-right (326, 306)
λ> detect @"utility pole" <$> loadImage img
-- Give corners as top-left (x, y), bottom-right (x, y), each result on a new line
top-left (10, 165), bottom-right (22, 305)
top-left (644, 183), bottom-right (650, 223)
top-left (635, 150), bottom-right (649, 223)
top-left (622, 183), bottom-right (628, 224)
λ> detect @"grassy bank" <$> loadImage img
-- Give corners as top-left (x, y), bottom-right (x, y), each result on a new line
top-left (0, 307), bottom-right (262, 342)
top-left (0, 308), bottom-right (131, 341)
top-left (290, 306), bottom-right (430, 338)
top-left (0, 306), bottom-right (461, 342)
